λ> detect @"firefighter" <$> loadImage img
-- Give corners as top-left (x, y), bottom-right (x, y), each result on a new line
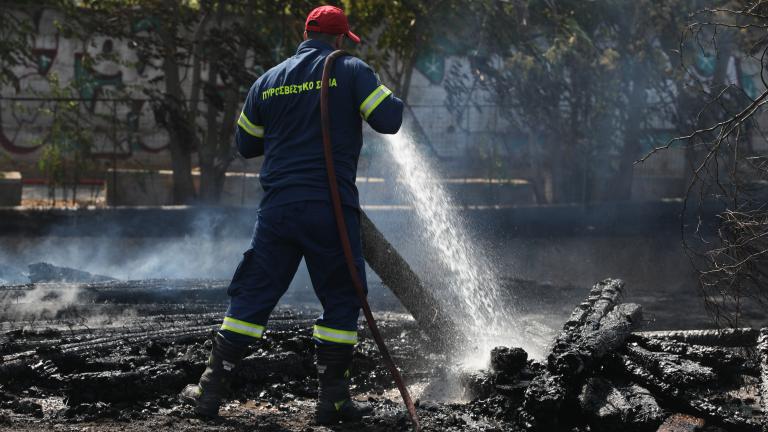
top-left (180, 5), bottom-right (404, 425)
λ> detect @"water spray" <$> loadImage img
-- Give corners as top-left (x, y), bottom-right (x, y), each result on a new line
top-left (320, 50), bottom-right (420, 431)
top-left (383, 129), bottom-right (533, 364)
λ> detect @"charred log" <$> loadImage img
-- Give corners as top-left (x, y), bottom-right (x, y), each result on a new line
top-left (57, 364), bottom-right (189, 404)
top-left (758, 328), bottom-right (768, 429)
top-left (578, 377), bottom-right (663, 431)
top-left (623, 345), bottom-right (718, 388)
top-left (523, 279), bottom-right (628, 430)
top-left (490, 346), bottom-right (528, 377)
top-left (360, 211), bottom-right (459, 348)
top-left (548, 278), bottom-right (624, 365)
top-left (554, 303), bottom-right (642, 376)
top-left (629, 334), bottom-right (756, 376)
top-left (460, 370), bottom-right (496, 401)
top-left (656, 414), bottom-right (706, 432)
top-left (521, 371), bottom-right (569, 429)
top-left (634, 328), bottom-right (759, 347)
top-left (606, 354), bottom-right (760, 431)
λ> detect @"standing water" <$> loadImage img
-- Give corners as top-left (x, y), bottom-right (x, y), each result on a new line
top-left (383, 129), bottom-right (538, 368)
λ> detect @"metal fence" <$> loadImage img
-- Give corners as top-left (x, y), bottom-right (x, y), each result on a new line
top-left (1, 96), bottom-right (518, 167)
top-left (0, 96), bottom-right (170, 160)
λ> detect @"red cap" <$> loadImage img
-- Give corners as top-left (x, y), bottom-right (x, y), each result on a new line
top-left (305, 5), bottom-right (361, 44)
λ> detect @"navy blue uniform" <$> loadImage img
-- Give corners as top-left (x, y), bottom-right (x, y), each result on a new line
top-left (221, 39), bottom-right (403, 346)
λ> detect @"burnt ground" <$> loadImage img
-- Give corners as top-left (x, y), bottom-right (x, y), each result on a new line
top-left (0, 314), bottom-right (499, 432)
top-left (0, 276), bottom-right (764, 431)
top-left (0, 278), bottom-right (528, 432)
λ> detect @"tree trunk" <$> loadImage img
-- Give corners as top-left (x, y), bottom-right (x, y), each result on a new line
top-left (199, 161), bottom-right (226, 204)
top-left (198, 84), bottom-right (223, 203)
top-left (552, 83), bottom-right (584, 204)
top-left (167, 137), bottom-right (195, 204)
top-left (398, 53), bottom-right (416, 104)
top-left (198, 3), bottom-right (246, 204)
top-left (603, 3), bottom-right (644, 202)
top-left (197, 84), bottom-right (239, 204)
top-left (527, 133), bottom-right (550, 205)
top-left (198, 5), bottom-right (225, 204)
top-left (605, 63), bottom-right (645, 201)
top-left (159, 17), bottom-right (196, 205)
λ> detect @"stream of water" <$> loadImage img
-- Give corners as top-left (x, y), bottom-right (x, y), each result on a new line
top-left (383, 129), bottom-right (538, 368)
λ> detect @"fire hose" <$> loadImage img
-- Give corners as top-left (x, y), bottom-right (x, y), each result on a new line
top-left (320, 49), bottom-right (420, 432)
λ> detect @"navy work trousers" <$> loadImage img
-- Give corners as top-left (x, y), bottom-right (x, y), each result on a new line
top-left (220, 200), bottom-right (366, 346)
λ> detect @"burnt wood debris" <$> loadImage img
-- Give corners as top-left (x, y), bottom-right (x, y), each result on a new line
top-left (0, 269), bottom-right (764, 430)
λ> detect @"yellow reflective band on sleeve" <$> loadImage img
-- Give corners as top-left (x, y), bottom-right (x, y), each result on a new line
top-left (237, 112), bottom-right (264, 138)
top-left (313, 325), bottom-right (358, 345)
top-left (221, 316), bottom-right (265, 339)
top-left (359, 85), bottom-right (392, 120)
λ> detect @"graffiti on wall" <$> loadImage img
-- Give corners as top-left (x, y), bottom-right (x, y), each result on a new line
top-left (0, 9), bottom-right (170, 158)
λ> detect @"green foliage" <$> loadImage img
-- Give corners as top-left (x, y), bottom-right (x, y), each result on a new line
top-left (441, 0), bottom-right (725, 203)
top-left (345, 0), bottom-right (464, 99)
top-left (9, 1), bottom-right (738, 206)
top-left (56, 0), bottom-right (323, 203)
top-left (0, 6), bottom-right (37, 90)
top-left (34, 73), bottom-right (94, 204)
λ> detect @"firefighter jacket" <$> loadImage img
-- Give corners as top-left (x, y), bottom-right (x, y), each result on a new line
top-left (235, 39), bottom-right (404, 210)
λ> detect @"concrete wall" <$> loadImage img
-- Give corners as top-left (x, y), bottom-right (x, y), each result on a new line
top-left (105, 169), bottom-right (264, 206)
top-left (1, 9), bottom-right (172, 172)
top-left (0, 172), bottom-right (21, 206)
top-left (104, 168), bottom-right (536, 207)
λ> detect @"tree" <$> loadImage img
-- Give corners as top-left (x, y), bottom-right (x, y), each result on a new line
top-left (440, 0), bottom-right (714, 204)
top-left (642, 0), bottom-right (768, 326)
top-left (0, 5), bottom-right (36, 90)
top-left (46, 0), bottom-right (463, 203)
top-left (35, 73), bottom-right (94, 205)
top-left (0, 4), bottom-right (39, 177)
top-left (345, 0), bottom-right (463, 103)
top-left (59, 0), bottom-right (316, 204)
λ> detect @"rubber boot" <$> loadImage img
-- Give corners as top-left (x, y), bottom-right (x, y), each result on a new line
top-left (315, 344), bottom-right (372, 425)
top-left (179, 332), bottom-right (248, 418)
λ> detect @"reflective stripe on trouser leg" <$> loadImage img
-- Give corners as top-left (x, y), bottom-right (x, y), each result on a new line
top-left (220, 316), bottom-right (265, 339)
top-left (313, 324), bottom-right (358, 345)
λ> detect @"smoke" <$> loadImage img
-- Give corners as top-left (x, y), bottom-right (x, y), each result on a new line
top-left (1, 283), bottom-right (82, 320)
top-left (0, 206), bottom-right (252, 281)
top-left (0, 283), bottom-right (143, 323)
top-left (0, 263), bottom-right (25, 285)
top-left (0, 207), bottom-right (334, 316)
top-left (79, 308), bottom-right (139, 328)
